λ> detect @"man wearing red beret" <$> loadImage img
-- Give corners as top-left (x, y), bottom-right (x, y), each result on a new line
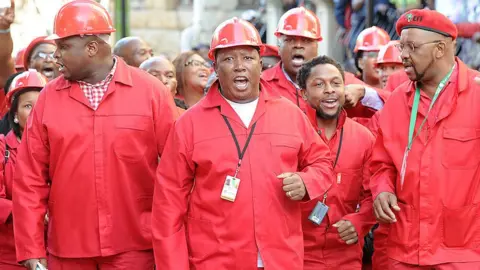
top-left (371, 9), bottom-right (480, 269)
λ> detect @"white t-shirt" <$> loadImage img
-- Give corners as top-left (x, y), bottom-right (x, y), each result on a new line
top-left (224, 96), bottom-right (263, 266)
top-left (225, 98), bottom-right (259, 127)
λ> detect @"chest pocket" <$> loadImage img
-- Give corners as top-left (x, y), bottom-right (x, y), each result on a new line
top-left (270, 136), bottom-right (301, 175)
top-left (441, 128), bottom-right (480, 169)
top-left (336, 168), bottom-right (363, 204)
top-left (113, 115), bottom-right (152, 163)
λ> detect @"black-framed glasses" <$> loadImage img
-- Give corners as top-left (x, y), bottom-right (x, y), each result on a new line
top-left (394, 40), bottom-right (443, 53)
top-left (185, 59), bottom-right (211, 68)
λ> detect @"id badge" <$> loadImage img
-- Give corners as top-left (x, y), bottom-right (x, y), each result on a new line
top-left (308, 201), bottom-right (329, 226)
top-left (221, 175), bottom-right (240, 202)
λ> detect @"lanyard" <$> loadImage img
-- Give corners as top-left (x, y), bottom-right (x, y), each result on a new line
top-left (407, 66), bottom-right (455, 151)
top-left (401, 65), bottom-right (454, 189)
top-left (222, 115), bottom-right (257, 178)
top-left (333, 128), bottom-right (344, 169)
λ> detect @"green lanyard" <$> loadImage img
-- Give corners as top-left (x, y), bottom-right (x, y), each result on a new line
top-left (407, 66), bottom-right (455, 151)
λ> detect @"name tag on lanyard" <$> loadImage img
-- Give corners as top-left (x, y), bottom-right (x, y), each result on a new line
top-left (220, 115), bottom-right (257, 202)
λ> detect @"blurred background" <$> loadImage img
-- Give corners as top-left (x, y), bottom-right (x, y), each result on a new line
top-left (9, 0), bottom-right (480, 72)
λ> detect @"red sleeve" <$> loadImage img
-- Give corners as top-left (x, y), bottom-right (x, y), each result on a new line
top-left (152, 80), bottom-right (176, 157)
top-left (296, 112), bottom-right (334, 200)
top-left (152, 120), bottom-right (193, 270)
top-left (12, 89), bottom-right (50, 262)
top-left (369, 127), bottom-right (396, 200)
top-left (0, 135), bottom-right (11, 224)
top-left (343, 131), bottom-right (376, 238)
top-left (365, 111), bottom-right (381, 137)
top-left (455, 22), bottom-right (480, 38)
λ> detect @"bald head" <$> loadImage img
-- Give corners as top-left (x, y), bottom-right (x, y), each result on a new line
top-left (140, 56), bottom-right (177, 96)
top-left (113, 37), bottom-right (153, 67)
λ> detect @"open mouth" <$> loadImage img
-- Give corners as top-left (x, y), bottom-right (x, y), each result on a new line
top-left (403, 62), bottom-right (414, 73)
top-left (233, 76), bottom-right (249, 90)
top-left (198, 71), bottom-right (209, 79)
top-left (42, 67), bottom-right (55, 78)
top-left (56, 62), bottom-right (65, 73)
top-left (321, 98), bottom-right (339, 109)
top-left (291, 54), bottom-right (305, 67)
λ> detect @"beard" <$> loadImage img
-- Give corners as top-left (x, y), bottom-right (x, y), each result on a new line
top-left (316, 105), bottom-right (342, 120)
top-left (408, 57), bottom-right (436, 82)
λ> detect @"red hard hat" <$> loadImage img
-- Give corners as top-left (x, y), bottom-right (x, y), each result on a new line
top-left (354, 26), bottom-right (390, 53)
top-left (48, 0), bottom-right (115, 40)
top-left (375, 40), bottom-right (402, 66)
top-left (7, 70), bottom-right (47, 107)
top-left (23, 36), bottom-right (56, 70)
top-left (15, 48), bottom-right (26, 70)
top-left (208, 17), bottom-right (264, 61)
top-left (261, 44), bottom-right (279, 58)
top-left (274, 7), bottom-right (322, 41)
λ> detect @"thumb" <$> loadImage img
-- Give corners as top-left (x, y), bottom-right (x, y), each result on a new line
top-left (389, 194), bottom-right (401, 211)
top-left (277, 172), bottom-right (293, 179)
top-left (332, 220), bottom-right (344, 228)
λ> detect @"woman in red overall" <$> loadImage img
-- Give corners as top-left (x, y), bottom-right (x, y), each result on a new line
top-left (0, 70), bottom-right (46, 269)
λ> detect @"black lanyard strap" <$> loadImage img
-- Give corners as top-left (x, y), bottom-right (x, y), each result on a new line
top-left (333, 127), bottom-right (344, 169)
top-left (222, 115), bottom-right (257, 169)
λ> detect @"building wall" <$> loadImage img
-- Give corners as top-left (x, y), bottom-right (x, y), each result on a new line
top-left (129, 0), bottom-right (260, 59)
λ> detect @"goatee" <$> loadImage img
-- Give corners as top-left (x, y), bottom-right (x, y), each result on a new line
top-left (316, 106), bottom-right (342, 120)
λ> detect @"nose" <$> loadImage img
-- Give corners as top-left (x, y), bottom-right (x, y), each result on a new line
top-left (54, 49), bottom-right (60, 61)
top-left (160, 74), bottom-right (168, 85)
top-left (324, 83), bottom-right (335, 94)
top-left (293, 38), bottom-right (305, 49)
top-left (233, 58), bottom-right (246, 72)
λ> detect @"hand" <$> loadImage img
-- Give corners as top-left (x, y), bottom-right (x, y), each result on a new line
top-left (23, 258), bottom-right (47, 270)
top-left (475, 76), bottom-right (480, 85)
top-left (0, 0), bottom-right (14, 30)
top-left (277, 173), bottom-right (306, 201)
top-left (344, 84), bottom-right (366, 108)
top-left (44, 213), bottom-right (49, 225)
top-left (333, 220), bottom-right (358, 245)
top-left (373, 192), bottom-right (401, 223)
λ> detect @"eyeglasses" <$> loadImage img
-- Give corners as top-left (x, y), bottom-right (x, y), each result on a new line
top-left (34, 52), bottom-right (55, 60)
top-left (185, 59), bottom-right (211, 68)
top-left (394, 40), bottom-right (443, 53)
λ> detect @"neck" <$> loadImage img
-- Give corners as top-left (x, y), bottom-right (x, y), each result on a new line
top-left (316, 116), bottom-right (338, 140)
top-left (183, 87), bottom-right (204, 108)
top-left (419, 61), bottom-right (455, 98)
top-left (282, 64), bottom-right (298, 84)
top-left (82, 57), bottom-right (114, 84)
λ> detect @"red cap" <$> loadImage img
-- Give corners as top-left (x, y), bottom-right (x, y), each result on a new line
top-left (396, 9), bottom-right (458, 40)
top-left (261, 44), bottom-right (279, 57)
top-left (15, 48), bottom-right (26, 69)
top-left (274, 7), bottom-right (322, 41)
top-left (375, 40), bottom-right (402, 67)
top-left (23, 36), bottom-right (56, 70)
top-left (209, 17), bottom-right (264, 61)
top-left (7, 70), bottom-right (47, 107)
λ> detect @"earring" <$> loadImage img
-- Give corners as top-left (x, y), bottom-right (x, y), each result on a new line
top-left (14, 116), bottom-right (18, 123)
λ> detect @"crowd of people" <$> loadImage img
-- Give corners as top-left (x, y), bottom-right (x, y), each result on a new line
top-left (1, 0), bottom-right (480, 270)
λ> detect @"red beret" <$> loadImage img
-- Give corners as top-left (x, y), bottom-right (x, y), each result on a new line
top-left (396, 9), bottom-right (458, 40)
top-left (261, 44), bottom-right (280, 58)
top-left (23, 36), bottom-right (56, 70)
